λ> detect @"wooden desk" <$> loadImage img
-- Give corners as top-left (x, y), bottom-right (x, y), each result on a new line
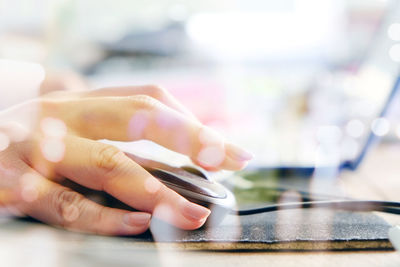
top-left (1, 144), bottom-right (400, 267)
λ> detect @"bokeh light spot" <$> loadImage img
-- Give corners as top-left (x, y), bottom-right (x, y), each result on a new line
top-left (144, 177), bottom-right (162, 194)
top-left (20, 173), bottom-right (40, 203)
top-left (128, 110), bottom-right (149, 140)
top-left (40, 139), bottom-right (66, 162)
top-left (62, 204), bottom-right (80, 222)
top-left (40, 117), bottom-right (67, 139)
top-left (153, 203), bottom-right (174, 224)
top-left (371, 117), bottom-right (390, 137)
top-left (155, 110), bottom-right (180, 130)
top-left (346, 119), bottom-right (365, 138)
top-left (388, 23), bottom-right (400, 41)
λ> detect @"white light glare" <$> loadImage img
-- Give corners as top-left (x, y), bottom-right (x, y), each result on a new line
top-left (316, 125), bottom-right (342, 144)
top-left (388, 23), bottom-right (400, 41)
top-left (371, 117), bottom-right (390, 137)
top-left (186, 0), bottom-right (339, 59)
top-left (346, 119), bottom-right (365, 138)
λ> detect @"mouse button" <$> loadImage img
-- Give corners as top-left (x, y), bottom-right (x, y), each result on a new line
top-left (148, 169), bottom-right (183, 184)
top-left (166, 181), bottom-right (228, 199)
top-left (163, 181), bottom-right (223, 198)
top-left (180, 166), bottom-right (211, 180)
top-left (173, 176), bottom-right (227, 198)
top-left (203, 182), bottom-right (228, 198)
top-left (149, 169), bottom-right (223, 198)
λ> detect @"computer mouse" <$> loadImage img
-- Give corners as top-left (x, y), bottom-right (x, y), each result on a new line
top-left (143, 163), bottom-right (236, 225)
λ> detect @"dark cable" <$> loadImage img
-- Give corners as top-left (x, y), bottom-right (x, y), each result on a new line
top-left (232, 200), bottom-right (400, 216)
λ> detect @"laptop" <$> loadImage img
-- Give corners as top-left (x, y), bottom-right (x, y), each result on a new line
top-left (227, 1), bottom-right (400, 204)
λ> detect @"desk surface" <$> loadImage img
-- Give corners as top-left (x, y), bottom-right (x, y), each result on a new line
top-left (1, 143), bottom-right (400, 267)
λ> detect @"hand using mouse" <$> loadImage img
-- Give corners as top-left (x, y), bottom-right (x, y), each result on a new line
top-left (0, 85), bottom-right (252, 235)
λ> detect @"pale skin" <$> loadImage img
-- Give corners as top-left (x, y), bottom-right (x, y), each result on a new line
top-left (0, 85), bottom-right (252, 235)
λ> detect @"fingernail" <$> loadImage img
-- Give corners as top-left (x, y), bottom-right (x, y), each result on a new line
top-left (123, 212), bottom-right (151, 227)
top-left (197, 145), bottom-right (225, 168)
top-left (227, 144), bottom-right (253, 161)
top-left (181, 200), bottom-right (211, 222)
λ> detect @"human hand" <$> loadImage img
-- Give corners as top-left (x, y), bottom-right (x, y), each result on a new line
top-left (0, 85), bottom-right (252, 235)
top-left (39, 70), bottom-right (90, 95)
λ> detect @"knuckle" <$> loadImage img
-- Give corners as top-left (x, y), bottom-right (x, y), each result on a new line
top-left (41, 90), bottom-right (70, 98)
top-left (93, 144), bottom-right (123, 176)
top-left (151, 185), bottom-right (171, 208)
top-left (146, 85), bottom-right (167, 99)
top-left (53, 189), bottom-right (84, 227)
top-left (129, 94), bottom-right (161, 110)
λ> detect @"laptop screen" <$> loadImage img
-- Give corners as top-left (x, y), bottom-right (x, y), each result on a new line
top-left (340, 1), bottom-right (400, 169)
top-left (244, 1), bottom-right (400, 169)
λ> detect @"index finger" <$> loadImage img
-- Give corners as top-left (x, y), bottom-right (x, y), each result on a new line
top-left (42, 96), bottom-right (252, 170)
top-left (46, 85), bottom-right (199, 122)
top-left (86, 85), bottom-right (200, 122)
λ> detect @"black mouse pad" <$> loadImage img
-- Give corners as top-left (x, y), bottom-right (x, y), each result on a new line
top-left (57, 173), bottom-right (394, 251)
top-left (127, 169), bottom-right (393, 251)
top-left (130, 209), bottom-right (393, 251)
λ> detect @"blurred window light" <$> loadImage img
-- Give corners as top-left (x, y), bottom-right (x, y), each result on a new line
top-left (371, 117), bottom-right (390, 136)
top-left (346, 119), bottom-right (365, 138)
top-left (350, 65), bottom-right (392, 109)
top-left (389, 44), bottom-right (400, 62)
top-left (186, 0), bottom-right (343, 60)
top-left (387, 23), bottom-right (400, 41)
top-left (316, 125), bottom-right (342, 144)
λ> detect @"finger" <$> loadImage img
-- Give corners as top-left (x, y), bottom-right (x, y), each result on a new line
top-left (194, 148), bottom-right (250, 172)
top-left (0, 190), bottom-right (16, 206)
top-left (28, 135), bottom-right (211, 230)
top-left (42, 96), bottom-right (252, 170)
top-left (44, 85), bottom-right (198, 121)
top-left (16, 169), bottom-right (151, 235)
top-left (85, 85), bottom-right (199, 122)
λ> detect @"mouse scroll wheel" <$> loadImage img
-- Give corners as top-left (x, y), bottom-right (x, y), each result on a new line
top-left (181, 166), bottom-right (211, 180)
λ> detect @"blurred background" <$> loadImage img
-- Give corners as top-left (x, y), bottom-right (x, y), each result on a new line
top-left (1, 0), bottom-right (399, 167)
